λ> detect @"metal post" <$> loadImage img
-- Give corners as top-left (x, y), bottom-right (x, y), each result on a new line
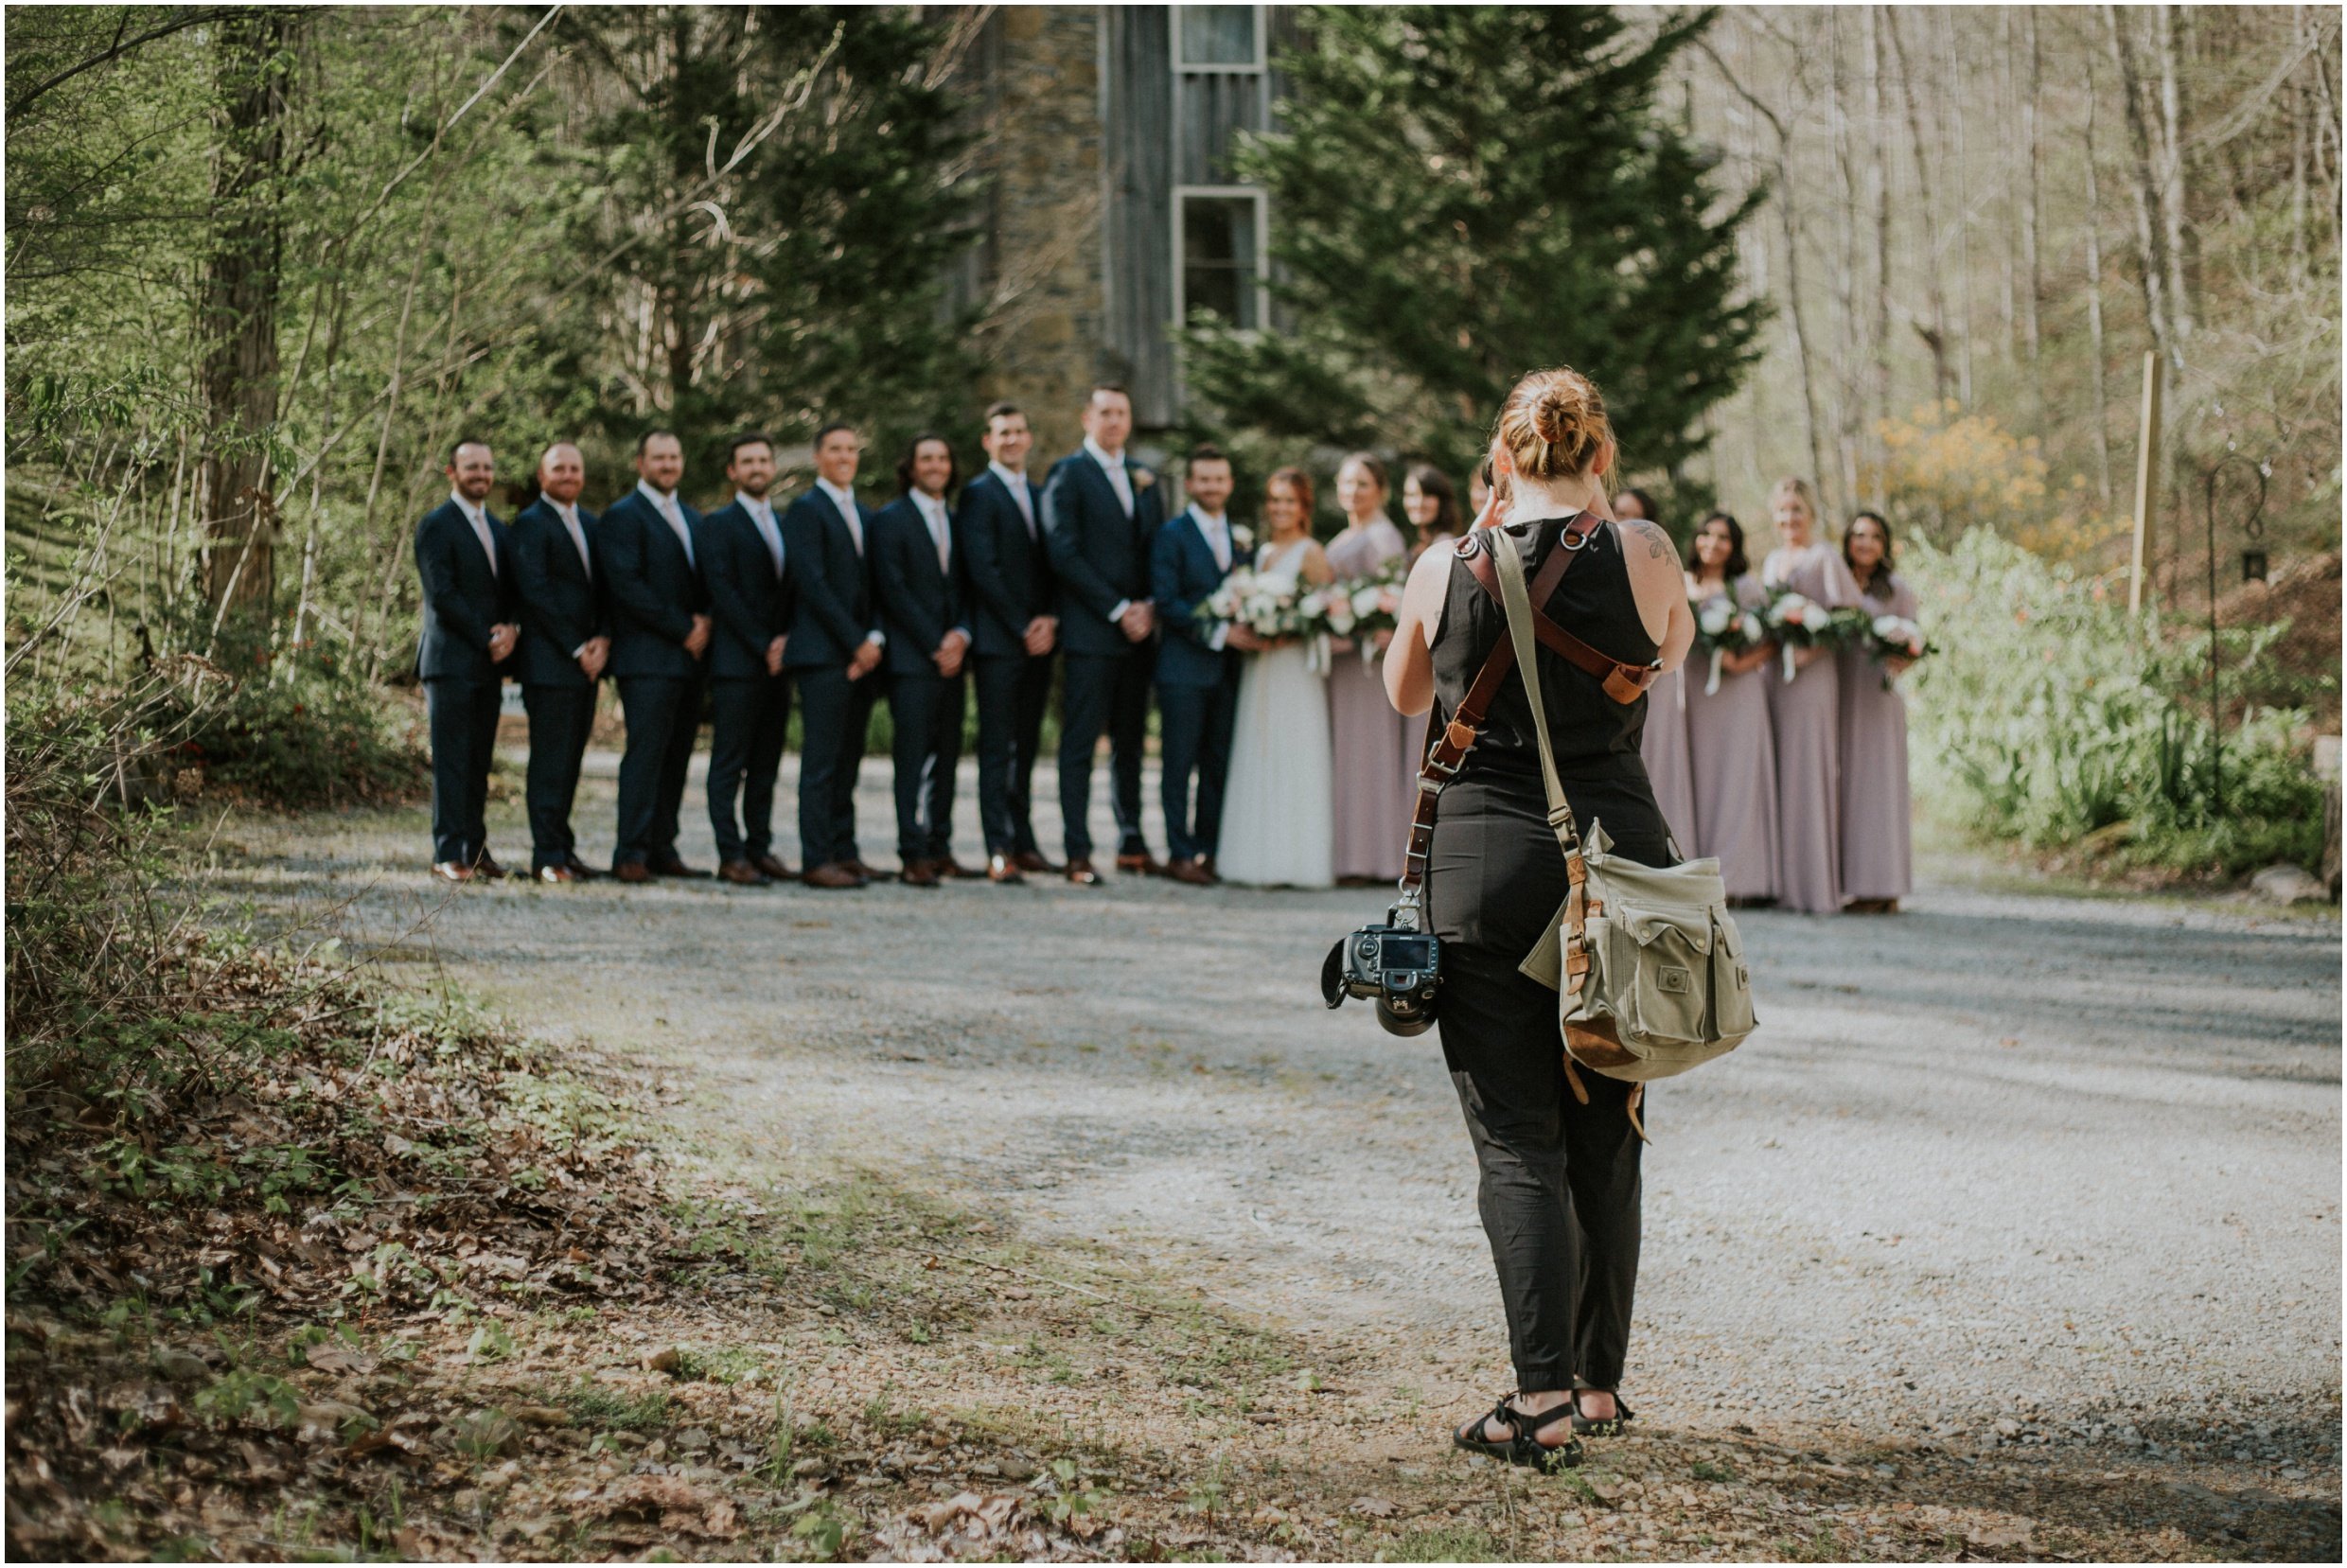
top-left (2128, 351), bottom-right (2162, 617)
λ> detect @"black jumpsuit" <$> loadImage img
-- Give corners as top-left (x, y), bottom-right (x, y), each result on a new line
top-left (1426, 514), bottom-right (1668, 1395)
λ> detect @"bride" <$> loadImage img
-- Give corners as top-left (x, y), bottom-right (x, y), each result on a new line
top-left (1218, 467), bottom-right (1336, 888)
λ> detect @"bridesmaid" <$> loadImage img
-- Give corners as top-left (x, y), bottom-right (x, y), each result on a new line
top-left (1683, 511), bottom-right (1779, 905)
top-left (1326, 452), bottom-right (1414, 884)
top-left (1403, 464), bottom-right (1462, 562)
top-left (1759, 477), bottom-right (1862, 914)
top-left (1837, 510), bottom-right (1918, 913)
top-left (1617, 489), bottom-right (1697, 849)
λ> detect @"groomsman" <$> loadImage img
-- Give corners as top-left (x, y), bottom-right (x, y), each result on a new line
top-left (782, 422), bottom-right (886, 890)
top-left (956, 401), bottom-right (1057, 883)
top-left (1041, 384), bottom-right (1165, 885)
top-left (1150, 446), bottom-right (1250, 886)
top-left (600, 431), bottom-right (712, 883)
top-left (415, 439), bottom-right (518, 882)
top-left (700, 432), bottom-right (798, 887)
top-left (506, 442), bottom-right (608, 883)
top-left (871, 434), bottom-right (972, 888)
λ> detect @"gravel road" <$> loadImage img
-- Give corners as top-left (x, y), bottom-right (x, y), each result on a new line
top-left (225, 748), bottom-right (2342, 1503)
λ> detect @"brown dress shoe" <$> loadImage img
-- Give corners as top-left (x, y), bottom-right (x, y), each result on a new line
top-left (650, 852), bottom-right (711, 879)
top-left (1116, 851), bottom-right (1167, 877)
top-left (471, 851), bottom-right (509, 881)
top-left (844, 857), bottom-right (880, 881)
top-left (613, 860), bottom-right (655, 885)
top-left (1169, 857), bottom-right (1215, 887)
top-left (719, 859), bottom-right (772, 886)
top-left (1065, 856), bottom-right (1103, 886)
top-left (563, 854), bottom-right (604, 881)
top-left (899, 858), bottom-right (941, 888)
top-left (934, 854), bottom-right (973, 879)
top-left (432, 860), bottom-right (474, 883)
top-left (803, 861), bottom-right (864, 890)
top-left (537, 864), bottom-right (581, 884)
top-left (986, 854), bottom-right (1026, 884)
top-left (1011, 850), bottom-right (1058, 874)
top-left (750, 853), bottom-right (793, 882)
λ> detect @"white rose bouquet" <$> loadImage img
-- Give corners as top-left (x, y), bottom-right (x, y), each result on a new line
top-left (1304, 555), bottom-right (1410, 664)
top-left (1761, 590), bottom-right (1844, 683)
top-left (1199, 566), bottom-right (1326, 642)
top-left (1689, 593), bottom-right (1769, 696)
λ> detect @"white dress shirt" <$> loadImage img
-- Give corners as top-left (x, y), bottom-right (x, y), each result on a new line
top-left (910, 487), bottom-right (953, 573)
top-left (636, 478), bottom-right (694, 569)
top-left (743, 493), bottom-right (785, 578)
top-left (1189, 503), bottom-right (1232, 652)
top-left (450, 490), bottom-right (498, 575)
top-left (988, 460), bottom-right (1035, 537)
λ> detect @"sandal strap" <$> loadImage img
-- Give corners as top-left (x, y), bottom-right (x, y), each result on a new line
top-left (1500, 1397), bottom-right (1579, 1438)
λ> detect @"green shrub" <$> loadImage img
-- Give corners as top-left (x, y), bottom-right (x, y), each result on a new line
top-left (1903, 532), bottom-right (2323, 876)
top-left (173, 633), bottom-right (429, 810)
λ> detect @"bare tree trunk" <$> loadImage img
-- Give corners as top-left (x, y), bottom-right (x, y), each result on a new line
top-left (196, 10), bottom-right (296, 624)
top-left (1827, 8), bottom-right (1862, 508)
top-left (1997, 8), bottom-right (2020, 362)
top-left (2021, 7), bottom-right (2045, 393)
top-left (1943, 9), bottom-right (1975, 404)
top-left (1885, 10), bottom-right (1952, 405)
top-left (2154, 4), bottom-right (2196, 345)
top-left (2290, 7), bottom-right (2310, 286)
top-left (1865, 7), bottom-right (1893, 468)
top-left (2103, 4), bottom-right (2176, 368)
top-left (2083, 60), bottom-right (2116, 512)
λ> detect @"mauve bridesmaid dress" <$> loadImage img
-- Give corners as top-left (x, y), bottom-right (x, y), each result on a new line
top-left (1761, 541), bottom-right (1862, 913)
top-left (1685, 573), bottom-right (1778, 900)
top-left (1326, 519), bottom-right (1413, 879)
top-left (1838, 574), bottom-right (1920, 903)
top-left (1639, 665), bottom-right (1698, 851)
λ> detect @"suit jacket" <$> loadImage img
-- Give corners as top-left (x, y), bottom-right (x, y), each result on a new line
top-left (700, 499), bottom-right (797, 681)
top-left (507, 498), bottom-right (604, 688)
top-left (779, 486), bottom-right (877, 671)
top-left (870, 495), bottom-right (970, 678)
top-left (598, 487), bottom-right (708, 680)
top-left (1151, 511), bottom-right (1241, 690)
top-left (1040, 449), bottom-right (1164, 658)
top-left (415, 498), bottom-right (514, 682)
top-left (956, 467), bottom-right (1053, 659)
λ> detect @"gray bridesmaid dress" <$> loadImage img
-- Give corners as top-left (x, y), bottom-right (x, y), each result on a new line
top-left (1762, 542), bottom-right (1862, 914)
top-left (1837, 574), bottom-right (1919, 903)
top-left (1326, 519), bottom-right (1413, 879)
top-left (1639, 665), bottom-right (1698, 850)
top-left (1685, 573), bottom-right (1778, 900)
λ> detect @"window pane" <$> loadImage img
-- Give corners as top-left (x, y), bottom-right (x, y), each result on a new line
top-left (1182, 196), bottom-right (1259, 329)
top-left (1179, 6), bottom-right (1258, 66)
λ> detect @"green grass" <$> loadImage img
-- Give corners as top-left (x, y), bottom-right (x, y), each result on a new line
top-left (556, 1378), bottom-right (673, 1432)
top-left (1381, 1524), bottom-right (1507, 1561)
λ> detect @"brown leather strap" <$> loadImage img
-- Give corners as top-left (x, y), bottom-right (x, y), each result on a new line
top-left (1462, 532), bottom-right (1662, 704)
top-left (1397, 525), bottom-right (1580, 897)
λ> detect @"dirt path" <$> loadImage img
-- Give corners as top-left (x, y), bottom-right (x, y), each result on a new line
top-left (216, 750), bottom-right (2342, 1557)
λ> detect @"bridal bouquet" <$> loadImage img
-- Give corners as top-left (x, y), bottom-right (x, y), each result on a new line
top-left (1198, 567), bottom-right (1325, 642)
top-left (1760, 590), bottom-right (1844, 682)
top-left (1844, 609), bottom-right (1932, 687)
top-left (1304, 556), bottom-right (1409, 664)
top-left (1689, 594), bottom-right (1768, 696)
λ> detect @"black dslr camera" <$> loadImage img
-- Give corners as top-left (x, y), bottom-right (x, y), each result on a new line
top-left (1321, 905), bottom-right (1443, 1036)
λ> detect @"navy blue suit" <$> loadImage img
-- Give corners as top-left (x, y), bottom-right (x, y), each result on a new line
top-left (414, 497), bottom-right (514, 867)
top-left (1151, 508), bottom-right (1243, 864)
top-left (872, 495), bottom-right (970, 864)
top-left (700, 498), bottom-right (797, 866)
top-left (1040, 450), bottom-right (1164, 861)
top-left (780, 485), bottom-right (882, 869)
top-left (956, 467), bottom-right (1055, 858)
top-left (507, 498), bottom-right (603, 872)
top-left (598, 485), bottom-right (708, 868)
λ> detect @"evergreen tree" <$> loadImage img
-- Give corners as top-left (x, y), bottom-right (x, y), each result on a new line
top-left (1184, 5), bottom-right (1764, 503)
top-left (540, 5), bottom-right (980, 484)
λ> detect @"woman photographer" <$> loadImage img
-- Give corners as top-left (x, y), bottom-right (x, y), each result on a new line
top-left (1384, 366), bottom-right (1691, 1468)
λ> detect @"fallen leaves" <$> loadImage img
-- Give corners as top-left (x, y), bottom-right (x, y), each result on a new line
top-left (589, 1474), bottom-right (741, 1540)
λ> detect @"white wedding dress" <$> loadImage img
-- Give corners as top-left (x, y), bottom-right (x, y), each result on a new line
top-left (1216, 539), bottom-right (1336, 889)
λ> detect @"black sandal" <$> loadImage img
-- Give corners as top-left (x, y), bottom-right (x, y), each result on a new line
top-left (1452, 1396), bottom-right (1584, 1471)
top-left (1568, 1388), bottom-right (1635, 1437)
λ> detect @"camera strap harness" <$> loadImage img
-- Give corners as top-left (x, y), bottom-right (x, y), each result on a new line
top-left (1395, 513), bottom-right (1654, 925)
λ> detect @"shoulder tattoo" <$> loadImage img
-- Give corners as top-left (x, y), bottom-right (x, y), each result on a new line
top-left (1629, 520), bottom-right (1672, 560)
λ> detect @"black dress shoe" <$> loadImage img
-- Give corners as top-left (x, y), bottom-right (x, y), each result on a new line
top-left (750, 853), bottom-right (793, 881)
top-left (650, 852), bottom-right (711, 879)
top-left (564, 854), bottom-right (604, 881)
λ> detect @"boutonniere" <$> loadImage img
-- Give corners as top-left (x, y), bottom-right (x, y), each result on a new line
top-left (1230, 524), bottom-right (1255, 553)
top-left (1132, 467), bottom-right (1156, 490)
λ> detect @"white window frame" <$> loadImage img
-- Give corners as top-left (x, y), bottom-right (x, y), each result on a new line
top-left (1173, 4), bottom-right (1267, 72)
top-left (1172, 184), bottom-right (1271, 335)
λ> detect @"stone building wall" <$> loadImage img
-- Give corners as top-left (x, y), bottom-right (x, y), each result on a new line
top-left (963, 6), bottom-right (1110, 462)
